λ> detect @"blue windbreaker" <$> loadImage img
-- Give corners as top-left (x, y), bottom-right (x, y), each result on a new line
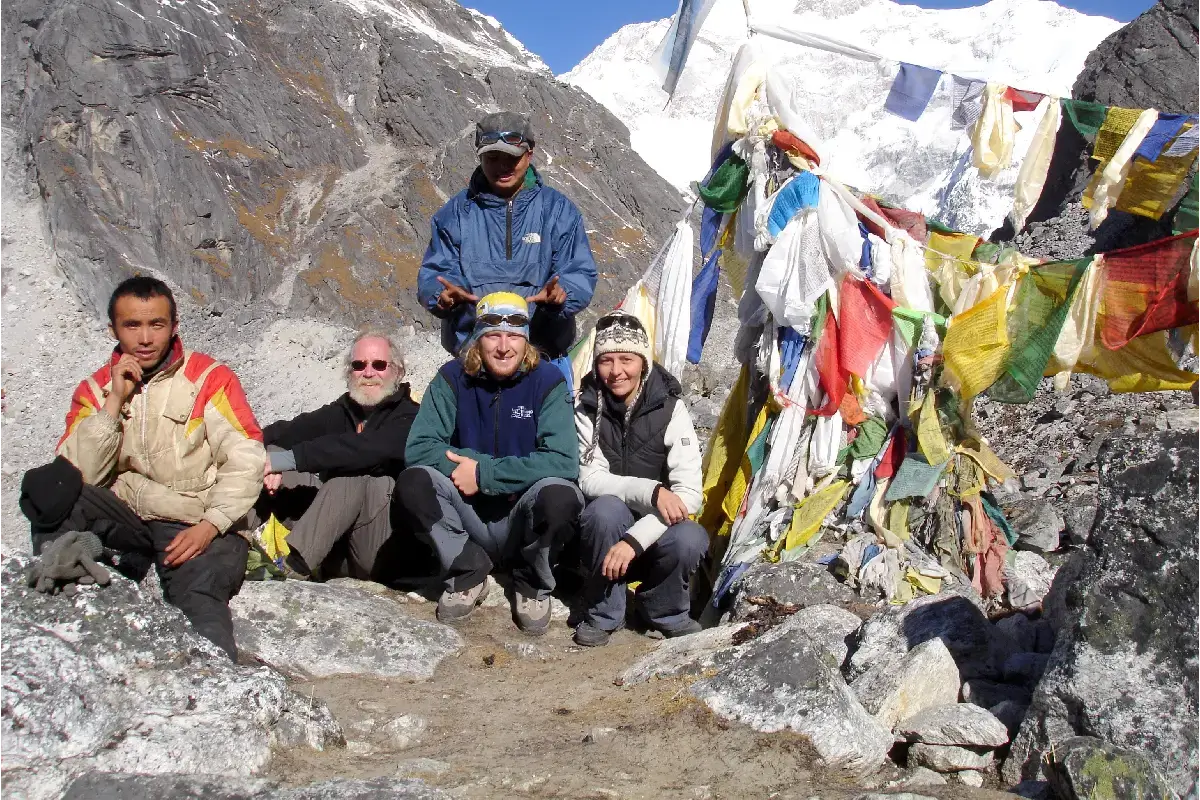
top-left (418, 167), bottom-right (598, 358)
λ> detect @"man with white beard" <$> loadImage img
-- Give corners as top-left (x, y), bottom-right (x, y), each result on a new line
top-left (253, 329), bottom-right (420, 581)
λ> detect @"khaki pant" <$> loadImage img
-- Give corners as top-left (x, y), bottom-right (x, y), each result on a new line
top-left (251, 472), bottom-right (396, 581)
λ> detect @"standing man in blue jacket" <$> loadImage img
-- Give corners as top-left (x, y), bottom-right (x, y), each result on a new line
top-left (418, 111), bottom-right (598, 387)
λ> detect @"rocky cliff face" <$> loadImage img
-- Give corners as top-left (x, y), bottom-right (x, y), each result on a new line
top-left (1, 0), bottom-right (683, 328)
top-left (1000, 0), bottom-right (1198, 258)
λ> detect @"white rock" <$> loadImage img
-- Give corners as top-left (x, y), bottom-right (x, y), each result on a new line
top-left (957, 769), bottom-right (985, 787)
top-left (908, 743), bottom-right (993, 772)
top-left (230, 581), bottom-right (463, 680)
top-left (618, 623), bottom-right (743, 686)
top-left (381, 715), bottom-right (427, 750)
top-left (787, 603), bottom-right (862, 668)
top-left (896, 703), bottom-right (1010, 747)
top-left (851, 638), bottom-right (961, 730)
top-left (1006, 551), bottom-right (1058, 610)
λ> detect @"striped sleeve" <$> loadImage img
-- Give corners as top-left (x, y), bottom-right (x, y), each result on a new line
top-left (56, 368), bottom-right (121, 485)
top-left (190, 359), bottom-right (265, 532)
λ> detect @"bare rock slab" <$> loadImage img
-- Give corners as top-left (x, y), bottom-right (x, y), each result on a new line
top-left (61, 773), bottom-right (452, 799)
top-left (851, 638), bottom-right (961, 731)
top-left (690, 620), bottom-right (892, 774)
top-left (731, 561), bottom-right (857, 620)
top-left (896, 703), bottom-right (1010, 748)
top-left (230, 580), bottom-right (464, 680)
top-left (0, 558), bottom-right (342, 800)
top-left (908, 743), bottom-right (993, 772)
top-left (789, 603), bottom-right (863, 669)
top-left (1004, 433), bottom-right (1198, 798)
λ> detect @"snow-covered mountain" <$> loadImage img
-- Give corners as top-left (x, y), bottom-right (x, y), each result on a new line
top-left (562, 0), bottom-right (1123, 235)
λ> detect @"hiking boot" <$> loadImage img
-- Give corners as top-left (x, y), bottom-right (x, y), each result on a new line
top-left (436, 580), bottom-right (490, 623)
top-left (660, 618), bottom-right (703, 639)
top-left (573, 620), bottom-right (616, 647)
top-left (512, 591), bottom-right (551, 636)
top-left (282, 550), bottom-right (311, 581)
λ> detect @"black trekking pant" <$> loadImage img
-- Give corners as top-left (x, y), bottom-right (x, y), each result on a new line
top-left (29, 483), bottom-right (248, 660)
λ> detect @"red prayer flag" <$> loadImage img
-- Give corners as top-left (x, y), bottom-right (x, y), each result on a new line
top-left (812, 304), bottom-right (848, 416)
top-left (1100, 230), bottom-right (1198, 350)
top-left (771, 130), bottom-right (821, 166)
top-left (859, 197), bottom-right (928, 243)
top-left (1004, 87), bottom-right (1045, 112)
top-left (874, 428), bottom-right (906, 479)
top-left (840, 277), bottom-right (898, 377)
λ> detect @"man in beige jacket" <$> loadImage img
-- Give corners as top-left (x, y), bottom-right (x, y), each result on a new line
top-left (20, 277), bottom-right (265, 659)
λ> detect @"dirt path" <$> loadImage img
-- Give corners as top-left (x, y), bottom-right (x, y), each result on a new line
top-left (267, 598), bottom-right (1016, 799)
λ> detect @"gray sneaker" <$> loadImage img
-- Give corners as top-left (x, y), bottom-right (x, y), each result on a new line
top-left (436, 580), bottom-right (490, 623)
top-left (661, 618), bottom-right (703, 639)
top-left (573, 620), bottom-right (614, 647)
top-left (512, 591), bottom-right (551, 636)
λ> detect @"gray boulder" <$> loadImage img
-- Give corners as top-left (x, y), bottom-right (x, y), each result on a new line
top-left (1005, 551), bottom-right (1058, 610)
top-left (961, 679), bottom-right (1033, 709)
top-left (787, 603), bottom-right (863, 669)
top-left (731, 561), bottom-right (858, 620)
top-left (1002, 652), bottom-right (1051, 685)
top-left (1006, 499), bottom-right (1063, 554)
top-left (230, 580), bottom-right (463, 680)
top-left (617, 624), bottom-right (744, 686)
top-left (896, 704), bottom-right (1010, 748)
top-left (1, 558), bottom-right (343, 800)
top-left (1045, 737), bottom-right (1180, 800)
top-left (1004, 432), bottom-right (1198, 797)
top-left (907, 743), bottom-right (992, 773)
top-left (1062, 504), bottom-right (1099, 546)
top-left (851, 638), bottom-right (961, 731)
top-left (691, 618), bottom-right (893, 773)
top-left (62, 773), bottom-right (451, 799)
top-left (989, 700), bottom-right (1030, 738)
top-left (846, 593), bottom-right (1003, 681)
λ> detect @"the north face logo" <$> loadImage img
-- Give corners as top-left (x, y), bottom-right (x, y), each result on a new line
top-left (511, 405), bottom-right (533, 420)
top-left (521, 232), bottom-right (541, 245)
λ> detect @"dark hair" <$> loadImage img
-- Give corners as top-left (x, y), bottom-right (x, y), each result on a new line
top-left (108, 276), bottom-right (177, 324)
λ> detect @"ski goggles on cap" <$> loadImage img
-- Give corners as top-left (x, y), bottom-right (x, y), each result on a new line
top-left (476, 313), bottom-right (529, 328)
top-left (476, 130), bottom-right (531, 149)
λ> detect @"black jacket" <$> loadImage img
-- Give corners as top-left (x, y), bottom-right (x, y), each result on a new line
top-left (262, 386), bottom-right (419, 479)
top-left (578, 364), bottom-right (681, 484)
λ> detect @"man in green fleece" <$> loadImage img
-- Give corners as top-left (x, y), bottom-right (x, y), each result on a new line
top-left (394, 292), bottom-right (583, 636)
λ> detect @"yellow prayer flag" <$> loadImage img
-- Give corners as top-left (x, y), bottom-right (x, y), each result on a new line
top-left (1079, 330), bottom-right (1198, 393)
top-left (916, 392), bottom-right (952, 466)
top-left (956, 441), bottom-right (1017, 484)
top-left (904, 567), bottom-right (943, 596)
top-left (925, 231), bottom-right (980, 310)
top-left (699, 364), bottom-right (753, 535)
top-left (1115, 124), bottom-right (1199, 220)
top-left (782, 480), bottom-right (848, 552)
top-left (719, 405), bottom-right (771, 529)
top-left (943, 284), bottom-right (1012, 400)
top-left (1091, 107), bottom-right (1144, 163)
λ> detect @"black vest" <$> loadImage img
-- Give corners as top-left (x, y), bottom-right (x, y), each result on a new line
top-left (580, 364), bottom-right (681, 484)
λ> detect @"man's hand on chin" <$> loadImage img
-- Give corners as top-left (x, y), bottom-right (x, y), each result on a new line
top-left (163, 520), bottom-right (220, 567)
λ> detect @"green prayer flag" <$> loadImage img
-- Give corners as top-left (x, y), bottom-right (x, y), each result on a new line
top-left (1061, 98), bottom-right (1108, 139)
top-left (697, 154), bottom-right (751, 213)
top-left (988, 257), bottom-right (1091, 404)
top-left (1173, 174), bottom-right (1198, 235)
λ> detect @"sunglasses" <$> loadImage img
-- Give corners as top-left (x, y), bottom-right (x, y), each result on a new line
top-left (477, 313), bottom-right (529, 327)
top-left (477, 130), bottom-right (530, 148)
top-left (350, 359), bottom-right (390, 372)
top-left (596, 316), bottom-right (639, 332)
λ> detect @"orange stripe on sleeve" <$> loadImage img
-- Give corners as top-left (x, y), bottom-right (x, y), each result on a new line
top-left (57, 379), bottom-right (100, 448)
top-left (192, 364), bottom-right (263, 442)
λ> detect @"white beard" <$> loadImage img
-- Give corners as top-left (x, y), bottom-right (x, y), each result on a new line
top-left (348, 373), bottom-right (401, 408)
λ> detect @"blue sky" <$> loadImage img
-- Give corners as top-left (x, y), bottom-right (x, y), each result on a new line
top-left (467, 0), bottom-right (1153, 74)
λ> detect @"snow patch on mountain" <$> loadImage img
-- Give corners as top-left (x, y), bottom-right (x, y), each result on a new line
top-left (563, 0), bottom-right (1122, 235)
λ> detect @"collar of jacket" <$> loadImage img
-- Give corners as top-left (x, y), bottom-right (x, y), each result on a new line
top-left (338, 382), bottom-right (413, 415)
top-left (108, 336), bottom-right (186, 382)
top-left (466, 165), bottom-right (542, 209)
top-left (579, 363), bottom-right (682, 419)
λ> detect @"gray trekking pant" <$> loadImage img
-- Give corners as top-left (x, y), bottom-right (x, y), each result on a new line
top-left (251, 472), bottom-right (395, 580)
top-left (392, 466), bottom-right (583, 599)
top-left (579, 495), bottom-right (709, 633)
